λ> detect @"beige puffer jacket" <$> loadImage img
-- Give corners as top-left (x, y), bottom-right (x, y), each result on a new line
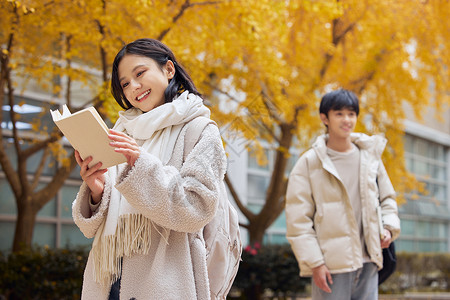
top-left (286, 133), bottom-right (400, 277)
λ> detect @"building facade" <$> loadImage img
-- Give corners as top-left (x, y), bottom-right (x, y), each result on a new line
top-left (1, 88), bottom-right (449, 253)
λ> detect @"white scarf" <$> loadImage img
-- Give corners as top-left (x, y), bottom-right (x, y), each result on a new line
top-left (91, 91), bottom-right (210, 286)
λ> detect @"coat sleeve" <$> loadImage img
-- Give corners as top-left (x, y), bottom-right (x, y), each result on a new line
top-left (114, 124), bottom-right (226, 233)
top-left (72, 172), bottom-right (113, 238)
top-left (378, 161), bottom-right (401, 240)
top-left (285, 153), bottom-right (325, 272)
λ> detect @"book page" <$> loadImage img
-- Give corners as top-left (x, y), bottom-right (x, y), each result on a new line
top-left (50, 104), bottom-right (72, 121)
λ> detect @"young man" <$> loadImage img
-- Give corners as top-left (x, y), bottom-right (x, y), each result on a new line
top-left (285, 89), bottom-right (400, 300)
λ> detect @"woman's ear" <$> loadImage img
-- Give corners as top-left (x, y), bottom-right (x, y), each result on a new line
top-left (320, 113), bottom-right (328, 126)
top-left (165, 60), bottom-right (175, 80)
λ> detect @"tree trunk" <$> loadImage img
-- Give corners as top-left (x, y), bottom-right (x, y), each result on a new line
top-left (246, 123), bottom-right (295, 246)
top-left (247, 218), bottom-right (267, 245)
top-left (12, 198), bottom-right (38, 251)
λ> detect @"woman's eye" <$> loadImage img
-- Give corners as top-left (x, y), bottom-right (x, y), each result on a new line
top-left (137, 70), bottom-right (144, 77)
top-left (122, 82), bottom-right (129, 88)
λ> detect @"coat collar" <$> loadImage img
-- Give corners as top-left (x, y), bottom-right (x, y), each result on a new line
top-left (312, 132), bottom-right (387, 178)
top-left (313, 133), bottom-right (386, 156)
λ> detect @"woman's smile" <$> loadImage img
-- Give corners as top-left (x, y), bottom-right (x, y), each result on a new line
top-left (136, 89), bottom-right (151, 102)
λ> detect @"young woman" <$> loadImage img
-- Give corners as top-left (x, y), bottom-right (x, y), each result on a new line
top-left (72, 38), bottom-right (228, 299)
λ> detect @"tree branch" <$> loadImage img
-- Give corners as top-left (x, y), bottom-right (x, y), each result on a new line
top-left (239, 222), bottom-right (249, 229)
top-left (258, 123), bottom-right (293, 229)
top-left (158, 0), bottom-right (191, 41)
top-left (245, 110), bottom-right (281, 144)
top-left (244, 94), bottom-right (282, 144)
top-left (30, 147), bottom-right (50, 191)
top-left (7, 68), bottom-right (28, 197)
top-left (351, 48), bottom-right (387, 94)
top-left (258, 80), bottom-right (283, 124)
top-left (157, 1), bottom-right (223, 41)
top-left (21, 131), bottom-right (62, 159)
top-left (0, 11), bottom-right (21, 198)
top-left (8, 79), bottom-right (20, 154)
top-left (292, 103), bottom-right (307, 127)
top-left (224, 173), bottom-right (254, 221)
top-left (35, 153), bottom-right (78, 208)
top-left (319, 18), bottom-right (356, 79)
top-left (204, 81), bottom-right (281, 143)
top-left (203, 81), bottom-right (242, 103)
top-left (5, 6), bottom-right (22, 164)
top-left (94, 20), bottom-right (108, 83)
top-left (64, 34), bottom-right (73, 108)
top-left (264, 124), bottom-right (293, 202)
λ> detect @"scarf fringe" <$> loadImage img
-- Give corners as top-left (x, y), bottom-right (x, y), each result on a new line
top-left (91, 214), bottom-right (169, 287)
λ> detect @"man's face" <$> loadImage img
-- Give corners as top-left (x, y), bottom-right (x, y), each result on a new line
top-left (320, 108), bottom-right (357, 139)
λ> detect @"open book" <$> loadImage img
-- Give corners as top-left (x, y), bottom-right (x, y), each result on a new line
top-left (50, 105), bottom-right (126, 169)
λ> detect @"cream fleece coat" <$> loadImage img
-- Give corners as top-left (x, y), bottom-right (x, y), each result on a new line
top-left (72, 123), bottom-right (227, 300)
top-left (286, 133), bottom-right (401, 277)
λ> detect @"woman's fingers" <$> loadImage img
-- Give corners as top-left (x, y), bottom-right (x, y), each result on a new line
top-left (77, 154), bottom-right (105, 179)
top-left (109, 140), bottom-right (139, 151)
top-left (74, 150), bottom-right (82, 165)
top-left (83, 162), bottom-right (103, 177)
top-left (75, 148), bottom-right (106, 196)
top-left (109, 129), bottom-right (134, 141)
top-left (80, 156), bottom-right (92, 172)
top-left (114, 147), bottom-right (139, 155)
top-left (108, 130), bottom-right (138, 146)
top-left (108, 129), bottom-right (140, 167)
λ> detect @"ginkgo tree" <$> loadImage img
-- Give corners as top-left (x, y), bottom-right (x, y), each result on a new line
top-left (0, 0), bottom-right (228, 251)
top-left (192, 0), bottom-right (450, 244)
top-left (1, 0), bottom-right (449, 251)
top-left (0, 0), bottom-right (115, 251)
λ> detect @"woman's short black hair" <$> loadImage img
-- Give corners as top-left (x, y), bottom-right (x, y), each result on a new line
top-left (111, 38), bottom-right (201, 110)
top-left (319, 89), bottom-right (359, 117)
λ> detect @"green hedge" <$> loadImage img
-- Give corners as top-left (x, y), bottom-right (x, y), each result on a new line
top-left (231, 243), bottom-right (309, 299)
top-left (0, 245), bottom-right (449, 299)
top-left (0, 246), bottom-right (88, 300)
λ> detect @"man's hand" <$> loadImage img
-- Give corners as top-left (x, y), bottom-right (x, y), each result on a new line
top-left (312, 264), bottom-right (333, 293)
top-left (381, 229), bottom-right (392, 249)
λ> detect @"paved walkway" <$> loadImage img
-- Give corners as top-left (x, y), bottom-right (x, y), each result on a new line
top-left (379, 293), bottom-right (450, 300)
top-left (287, 293), bottom-right (450, 300)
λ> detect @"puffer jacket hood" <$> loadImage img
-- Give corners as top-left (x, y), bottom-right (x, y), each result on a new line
top-left (313, 133), bottom-right (387, 160)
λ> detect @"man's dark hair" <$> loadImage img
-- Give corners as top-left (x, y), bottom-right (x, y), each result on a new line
top-left (319, 89), bottom-right (359, 117)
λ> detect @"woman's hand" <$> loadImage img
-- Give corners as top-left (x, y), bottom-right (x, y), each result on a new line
top-left (381, 229), bottom-right (392, 249)
top-left (74, 150), bottom-right (107, 204)
top-left (108, 129), bottom-right (140, 167)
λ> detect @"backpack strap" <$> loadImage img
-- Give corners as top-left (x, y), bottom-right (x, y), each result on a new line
top-left (183, 117), bottom-right (217, 161)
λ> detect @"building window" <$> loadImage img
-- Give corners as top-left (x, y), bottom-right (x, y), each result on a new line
top-left (397, 134), bottom-right (449, 252)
